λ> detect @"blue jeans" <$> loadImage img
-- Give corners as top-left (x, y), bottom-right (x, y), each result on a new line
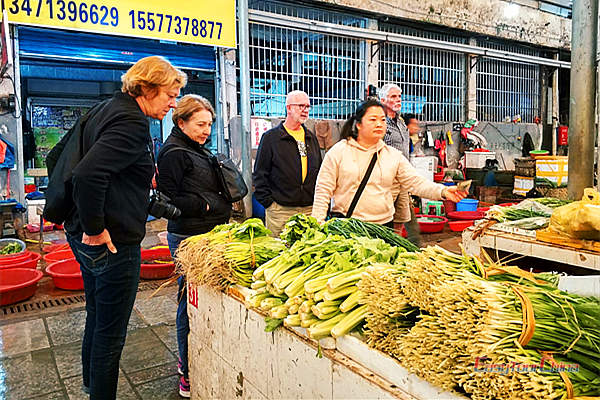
top-left (167, 232), bottom-right (191, 379)
top-left (66, 232), bottom-right (141, 400)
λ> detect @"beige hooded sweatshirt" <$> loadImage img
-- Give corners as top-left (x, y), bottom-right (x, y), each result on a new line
top-left (312, 138), bottom-right (445, 224)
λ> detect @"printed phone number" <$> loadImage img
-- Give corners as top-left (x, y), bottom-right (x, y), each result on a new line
top-left (129, 11), bottom-right (222, 39)
top-left (7, 0), bottom-right (224, 39)
top-left (8, 0), bottom-right (119, 26)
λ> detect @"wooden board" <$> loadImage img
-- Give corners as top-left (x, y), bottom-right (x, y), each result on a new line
top-left (536, 229), bottom-right (600, 253)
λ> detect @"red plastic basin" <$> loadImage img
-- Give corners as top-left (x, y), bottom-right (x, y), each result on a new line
top-left (42, 243), bottom-right (70, 253)
top-left (46, 259), bottom-right (84, 290)
top-left (140, 247), bottom-right (174, 280)
top-left (43, 249), bottom-right (75, 263)
top-left (447, 211), bottom-right (485, 221)
top-left (449, 220), bottom-right (475, 232)
top-left (0, 268), bottom-right (43, 306)
top-left (499, 202), bottom-right (518, 207)
top-left (0, 250), bottom-right (31, 264)
top-left (416, 214), bottom-right (447, 233)
top-left (0, 251), bottom-right (41, 270)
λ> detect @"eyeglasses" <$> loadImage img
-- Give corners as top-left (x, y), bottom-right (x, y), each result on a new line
top-left (289, 104), bottom-right (311, 111)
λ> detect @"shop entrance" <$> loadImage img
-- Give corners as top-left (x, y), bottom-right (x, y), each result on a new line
top-left (17, 26), bottom-right (217, 190)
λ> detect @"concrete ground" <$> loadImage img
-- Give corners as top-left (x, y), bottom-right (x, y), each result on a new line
top-left (1, 219), bottom-right (184, 400)
top-left (0, 218), bottom-right (464, 399)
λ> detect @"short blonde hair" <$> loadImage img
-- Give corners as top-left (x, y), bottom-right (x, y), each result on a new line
top-left (172, 94), bottom-right (215, 125)
top-left (121, 56), bottom-right (187, 97)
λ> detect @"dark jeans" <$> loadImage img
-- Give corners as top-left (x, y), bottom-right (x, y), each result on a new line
top-left (404, 205), bottom-right (422, 248)
top-left (66, 232), bottom-right (141, 400)
top-left (167, 232), bottom-right (191, 379)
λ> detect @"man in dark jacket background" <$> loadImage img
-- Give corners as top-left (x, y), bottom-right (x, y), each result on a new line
top-left (253, 90), bottom-right (322, 236)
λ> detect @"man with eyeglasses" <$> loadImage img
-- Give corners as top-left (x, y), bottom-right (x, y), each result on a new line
top-left (380, 83), bottom-right (422, 247)
top-left (253, 90), bottom-right (323, 236)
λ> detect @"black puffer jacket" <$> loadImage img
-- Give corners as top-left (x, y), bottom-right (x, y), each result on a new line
top-left (253, 122), bottom-right (322, 208)
top-left (65, 91), bottom-right (153, 245)
top-left (157, 127), bottom-right (231, 235)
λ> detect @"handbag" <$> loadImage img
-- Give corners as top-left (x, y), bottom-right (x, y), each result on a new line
top-left (161, 146), bottom-right (248, 203)
top-left (328, 152), bottom-right (378, 219)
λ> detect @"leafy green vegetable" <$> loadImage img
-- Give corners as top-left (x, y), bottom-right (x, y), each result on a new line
top-left (280, 214), bottom-right (320, 244)
top-left (264, 317), bottom-right (284, 332)
top-left (323, 218), bottom-right (419, 252)
top-left (0, 242), bottom-right (22, 255)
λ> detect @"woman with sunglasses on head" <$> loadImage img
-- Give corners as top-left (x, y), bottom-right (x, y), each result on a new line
top-left (157, 95), bottom-right (232, 397)
top-left (312, 99), bottom-right (467, 227)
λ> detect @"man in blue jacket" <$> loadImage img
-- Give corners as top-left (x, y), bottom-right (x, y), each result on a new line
top-left (253, 90), bottom-right (323, 236)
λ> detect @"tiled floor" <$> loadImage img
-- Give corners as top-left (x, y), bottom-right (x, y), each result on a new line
top-left (0, 290), bottom-right (182, 400)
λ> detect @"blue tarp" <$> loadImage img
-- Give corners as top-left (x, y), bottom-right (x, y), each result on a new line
top-left (18, 26), bottom-right (216, 71)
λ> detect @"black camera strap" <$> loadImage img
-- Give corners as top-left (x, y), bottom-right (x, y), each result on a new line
top-left (148, 140), bottom-right (159, 195)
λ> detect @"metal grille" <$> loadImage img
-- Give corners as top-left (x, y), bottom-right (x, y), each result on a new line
top-left (249, 0), bottom-right (367, 27)
top-left (1, 294), bottom-right (86, 317)
top-left (248, 22), bottom-right (365, 119)
top-left (378, 23), bottom-right (466, 122)
top-left (476, 40), bottom-right (540, 123)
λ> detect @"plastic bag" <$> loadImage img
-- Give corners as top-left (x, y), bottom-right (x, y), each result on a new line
top-left (549, 188), bottom-right (600, 240)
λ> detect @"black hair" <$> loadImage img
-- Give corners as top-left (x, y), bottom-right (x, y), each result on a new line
top-left (402, 113), bottom-right (418, 125)
top-left (340, 98), bottom-right (386, 140)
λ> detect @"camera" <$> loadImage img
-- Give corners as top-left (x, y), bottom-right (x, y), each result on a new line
top-left (148, 192), bottom-right (181, 219)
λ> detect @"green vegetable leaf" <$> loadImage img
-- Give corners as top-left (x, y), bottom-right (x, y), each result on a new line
top-left (264, 317), bottom-right (284, 332)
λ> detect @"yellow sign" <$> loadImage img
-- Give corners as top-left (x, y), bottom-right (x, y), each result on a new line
top-left (4, 0), bottom-right (236, 47)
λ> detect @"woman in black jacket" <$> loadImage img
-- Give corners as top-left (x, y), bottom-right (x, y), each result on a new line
top-left (157, 95), bottom-right (231, 397)
top-left (64, 56), bottom-right (186, 400)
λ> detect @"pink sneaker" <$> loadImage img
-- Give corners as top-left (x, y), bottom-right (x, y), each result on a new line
top-left (177, 358), bottom-right (184, 375)
top-left (179, 376), bottom-right (190, 398)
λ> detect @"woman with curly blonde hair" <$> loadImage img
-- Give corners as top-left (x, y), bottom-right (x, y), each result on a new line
top-left (64, 55), bottom-right (186, 399)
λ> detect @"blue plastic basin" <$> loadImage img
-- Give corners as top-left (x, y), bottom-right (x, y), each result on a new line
top-left (456, 199), bottom-right (479, 212)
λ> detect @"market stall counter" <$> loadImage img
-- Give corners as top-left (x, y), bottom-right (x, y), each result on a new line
top-left (187, 284), bottom-right (466, 400)
top-left (462, 225), bottom-right (600, 273)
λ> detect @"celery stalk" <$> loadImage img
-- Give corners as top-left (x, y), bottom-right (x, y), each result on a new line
top-left (331, 304), bottom-right (367, 338)
top-left (307, 313), bottom-right (346, 340)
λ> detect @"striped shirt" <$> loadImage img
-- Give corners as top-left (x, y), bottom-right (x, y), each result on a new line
top-left (383, 116), bottom-right (410, 159)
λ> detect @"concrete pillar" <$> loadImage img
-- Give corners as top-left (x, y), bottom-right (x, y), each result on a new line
top-left (551, 54), bottom-right (559, 156)
top-left (465, 39), bottom-right (477, 121)
top-left (540, 66), bottom-right (548, 141)
top-left (568, 0), bottom-right (598, 200)
top-left (238, 0), bottom-right (253, 217)
top-left (365, 19), bottom-right (379, 89)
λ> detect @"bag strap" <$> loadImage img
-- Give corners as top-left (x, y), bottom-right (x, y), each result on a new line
top-left (160, 145), bottom-right (210, 160)
top-left (346, 152), bottom-right (378, 218)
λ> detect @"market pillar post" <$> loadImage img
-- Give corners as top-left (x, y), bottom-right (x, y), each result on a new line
top-left (465, 38), bottom-right (477, 121)
top-left (238, 0), bottom-right (253, 218)
top-left (551, 53), bottom-right (559, 156)
top-left (568, 0), bottom-right (598, 200)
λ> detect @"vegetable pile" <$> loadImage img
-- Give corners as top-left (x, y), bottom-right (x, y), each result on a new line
top-left (362, 246), bottom-right (600, 399)
top-left (485, 198), bottom-right (571, 230)
top-left (0, 242), bottom-right (22, 255)
top-left (178, 212), bottom-right (600, 400)
top-left (176, 219), bottom-right (285, 289)
top-left (248, 230), bottom-right (403, 339)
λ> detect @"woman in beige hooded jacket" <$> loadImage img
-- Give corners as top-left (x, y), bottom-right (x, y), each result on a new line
top-left (312, 99), bottom-right (466, 226)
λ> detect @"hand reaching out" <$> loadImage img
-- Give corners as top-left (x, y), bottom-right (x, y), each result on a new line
top-left (443, 186), bottom-right (468, 203)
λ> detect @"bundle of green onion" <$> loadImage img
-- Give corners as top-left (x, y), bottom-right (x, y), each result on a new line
top-left (322, 217), bottom-right (419, 252)
top-left (357, 259), bottom-right (419, 355)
